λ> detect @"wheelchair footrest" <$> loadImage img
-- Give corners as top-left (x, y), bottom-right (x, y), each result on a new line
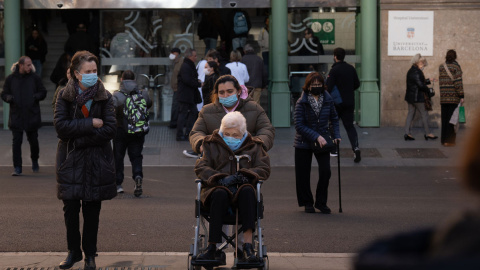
top-left (235, 260), bottom-right (265, 269)
top-left (191, 258), bottom-right (226, 267)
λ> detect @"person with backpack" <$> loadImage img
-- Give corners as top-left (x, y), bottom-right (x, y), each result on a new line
top-left (112, 70), bottom-right (152, 196)
top-left (230, 9), bottom-right (251, 51)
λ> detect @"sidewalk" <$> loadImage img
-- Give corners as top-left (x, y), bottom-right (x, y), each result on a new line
top-left (0, 124), bottom-right (466, 168)
top-left (0, 252), bottom-right (355, 270)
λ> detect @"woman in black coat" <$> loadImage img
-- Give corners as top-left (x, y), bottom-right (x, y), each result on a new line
top-left (54, 50), bottom-right (117, 270)
top-left (404, 54), bottom-right (437, 141)
top-left (202, 61), bottom-right (221, 106)
top-left (294, 72), bottom-right (340, 214)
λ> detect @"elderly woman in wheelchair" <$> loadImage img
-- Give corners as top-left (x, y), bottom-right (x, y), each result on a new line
top-left (194, 111), bottom-right (270, 264)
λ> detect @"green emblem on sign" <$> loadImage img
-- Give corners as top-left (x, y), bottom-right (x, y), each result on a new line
top-left (311, 19), bottom-right (335, 45)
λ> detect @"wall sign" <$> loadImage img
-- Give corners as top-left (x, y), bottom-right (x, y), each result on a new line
top-left (312, 19), bottom-right (335, 45)
top-left (388, 11), bottom-right (434, 56)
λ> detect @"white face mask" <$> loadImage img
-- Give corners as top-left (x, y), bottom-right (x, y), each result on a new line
top-left (169, 53), bottom-right (176, 60)
top-left (204, 68), bottom-right (211, 75)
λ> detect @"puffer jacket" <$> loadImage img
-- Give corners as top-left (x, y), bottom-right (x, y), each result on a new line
top-left (189, 97), bottom-right (275, 153)
top-left (294, 91), bottom-right (340, 149)
top-left (112, 80), bottom-right (152, 130)
top-left (1, 65), bottom-right (47, 131)
top-left (194, 130), bottom-right (270, 207)
top-left (54, 79), bottom-right (117, 201)
top-left (405, 65), bottom-right (430, 104)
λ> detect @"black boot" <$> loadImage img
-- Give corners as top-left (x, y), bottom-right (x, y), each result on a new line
top-left (59, 250), bottom-right (82, 269)
top-left (84, 255), bottom-right (96, 270)
top-left (242, 243), bottom-right (259, 262)
top-left (196, 243), bottom-right (216, 260)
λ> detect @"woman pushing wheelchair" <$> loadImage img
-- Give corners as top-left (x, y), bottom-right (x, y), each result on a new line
top-left (194, 111), bottom-right (270, 262)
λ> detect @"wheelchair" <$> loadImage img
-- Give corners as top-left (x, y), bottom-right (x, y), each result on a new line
top-left (188, 179), bottom-right (268, 270)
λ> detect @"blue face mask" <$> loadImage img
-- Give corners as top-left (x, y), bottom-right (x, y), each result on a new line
top-left (79, 72), bottom-right (98, 88)
top-left (219, 94), bottom-right (238, 107)
top-left (221, 132), bottom-right (247, 151)
top-left (223, 136), bottom-right (243, 151)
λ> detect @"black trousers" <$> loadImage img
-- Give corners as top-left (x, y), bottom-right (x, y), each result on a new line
top-left (113, 128), bottom-right (145, 185)
top-left (335, 104), bottom-right (359, 151)
top-left (295, 148), bottom-right (331, 207)
top-left (63, 200), bottom-right (102, 256)
top-left (170, 91), bottom-right (179, 127)
top-left (208, 187), bottom-right (256, 243)
top-left (441, 104), bottom-right (457, 144)
top-left (176, 102), bottom-right (198, 138)
top-left (12, 129), bottom-right (39, 169)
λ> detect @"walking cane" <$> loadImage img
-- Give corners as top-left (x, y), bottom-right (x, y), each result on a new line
top-left (337, 141), bottom-right (343, 213)
top-left (234, 154), bottom-right (251, 263)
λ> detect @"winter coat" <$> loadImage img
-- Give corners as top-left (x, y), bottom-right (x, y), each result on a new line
top-left (439, 61), bottom-right (464, 104)
top-left (326, 61), bottom-right (360, 107)
top-left (405, 65), bottom-right (430, 104)
top-left (25, 36), bottom-right (48, 63)
top-left (190, 97), bottom-right (275, 153)
top-left (197, 14), bottom-right (219, 40)
top-left (354, 209), bottom-right (480, 270)
top-left (112, 80), bottom-right (152, 130)
top-left (294, 91), bottom-right (340, 149)
top-left (1, 65), bottom-right (47, 131)
top-left (54, 79), bottom-right (117, 201)
top-left (226, 62), bottom-right (249, 86)
top-left (64, 31), bottom-right (97, 56)
top-left (195, 130), bottom-right (270, 207)
top-left (177, 57), bottom-right (201, 104)
top-left (171, 55), bottom-right (184, 92)
top-left (242, 52), bottom-right (267, 88)
top-left (202, 72), bottom-right (220, 106)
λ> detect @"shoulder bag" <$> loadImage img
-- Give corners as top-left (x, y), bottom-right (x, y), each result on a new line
top-left (311, 130), bottom-right (335, 153)
top-left (329, 85), bottom-right (343, 105)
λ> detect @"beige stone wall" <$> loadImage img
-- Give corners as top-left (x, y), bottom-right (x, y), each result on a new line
top-left (380, 6), bottom-right (480, 128)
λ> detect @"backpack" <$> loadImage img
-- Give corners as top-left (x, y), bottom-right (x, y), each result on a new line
top-left (122, 89), bottom-right (149, 134)
top-left (233, 11), bottom-right (248, 35)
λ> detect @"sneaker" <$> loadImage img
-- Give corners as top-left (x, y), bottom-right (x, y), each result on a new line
top-left (330, 150), bottom-right (338, 157)
top-left (11, 167), bottom-right (22, 176)
top-left (354, 148), bottom-right (361, 163)
top-left (134, 176), bottom-right (143, 197)
top-left (117, 185), bottom-right (124, 193)
top-left (215, 249), bottom-right (226, 265)
top-left (32, 160), bottom-right (39, 173)
top-left (183, 150), bottom-right (198, 158)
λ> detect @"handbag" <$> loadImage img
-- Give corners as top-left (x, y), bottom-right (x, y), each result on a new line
top-left (310, 130), bottom-right (335, 153)
top-left (459, 106), bottom-right (466, 123)
top-left (329, 85), bottom-right (343, 105)
top-left (424, 92), bottom-right (432, 111)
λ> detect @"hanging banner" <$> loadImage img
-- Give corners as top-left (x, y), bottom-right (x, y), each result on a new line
top-left (311, 19), bottom-right (335, 45)
top-left (388, 11), bottom-right (434, 56)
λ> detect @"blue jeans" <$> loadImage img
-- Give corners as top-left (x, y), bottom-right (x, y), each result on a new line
top-left (32, 59), bottom-right (42, 77)
top-left (203, 38), bottom-right (217, 56)
top-left (232, 37), bottom-right (247, 51)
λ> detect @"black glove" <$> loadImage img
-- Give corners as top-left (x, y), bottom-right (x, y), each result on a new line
top-left (218, 175), bottom-right (238, 187)
top-left (235, 173), bottom-right (251, 185)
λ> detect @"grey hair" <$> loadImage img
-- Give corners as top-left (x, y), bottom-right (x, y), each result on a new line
top-left (184, 48), bottom-right (196, 58)
top-left (219, 111), bottom-right (247, 135)
top-left (410, 53), bottom-right (428, 67)
top-left (244, 44), bottom-right (254, 53)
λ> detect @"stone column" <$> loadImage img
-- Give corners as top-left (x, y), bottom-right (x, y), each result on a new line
top-left (358, 0), bottom-right (380, 127)
top-left (270, 0), bottom-right (290, 127)
top-left (3, 0), bottom-right (21, 129)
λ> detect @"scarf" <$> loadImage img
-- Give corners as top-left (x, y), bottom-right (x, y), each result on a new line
top-left (75, 81), bottom-right (99, 107)
top-left (307, 93), bottom-right (324, 117)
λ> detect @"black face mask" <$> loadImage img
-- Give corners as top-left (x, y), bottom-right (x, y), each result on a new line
top-left (310, 87), bottom-right (322, 96)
